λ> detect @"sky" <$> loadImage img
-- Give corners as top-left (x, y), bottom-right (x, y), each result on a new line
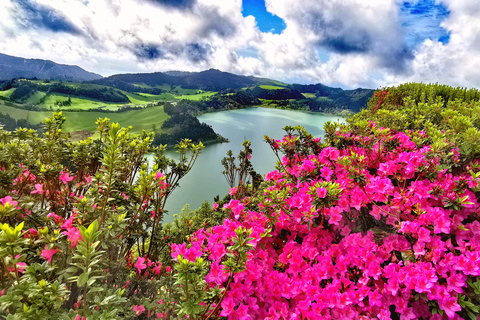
top-left (0, 0), bottom-right (479, 89)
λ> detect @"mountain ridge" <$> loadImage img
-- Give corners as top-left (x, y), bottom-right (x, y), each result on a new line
top-left (0, 53), bottom-right (102, 82)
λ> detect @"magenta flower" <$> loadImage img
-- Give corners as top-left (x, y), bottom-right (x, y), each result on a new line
top-left (135, 257), bottom-right (147, 275)
top-left (0, 196), bottom-right (17, 208)
top-left (41, 245), bottom-right (58, 264)
top-left (132, 304), bottom-right (145, 315)
top-left (152, 263), bottom-right (162, 275)
top-left (229, 187), bottom-right (238, 196)
top-left (59, 171), bottom-right (75, 184)
top-left (30, 183), bottom-right (44, 194)
top-left (316, 187), bottom-right (327, 198)
top-left (206, 262), bottom-right (228, 285)
top-left (62, 227), bottom-right (83, 248)
top-left (438, 296), bottom-right (462, 318)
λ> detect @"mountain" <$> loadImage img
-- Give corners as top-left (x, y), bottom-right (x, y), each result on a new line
top-left (0, 53), bottom-right (102, 81)
top-left (95, 68), bottom-right (259, 91)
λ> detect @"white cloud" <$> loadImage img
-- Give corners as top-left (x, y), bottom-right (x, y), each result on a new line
top-left (0, 0), bottom-right (480, 90)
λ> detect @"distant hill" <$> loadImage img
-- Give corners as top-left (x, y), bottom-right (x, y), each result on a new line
top-left (0, 53), bottom-right (102, 81)
top-left (96, 69), bottom-right (265, 91)
top-left (290, 83), bottom-right (375, 112)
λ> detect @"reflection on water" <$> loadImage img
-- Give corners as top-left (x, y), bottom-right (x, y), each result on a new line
top-left (158, 107), bottom-right (342, 223)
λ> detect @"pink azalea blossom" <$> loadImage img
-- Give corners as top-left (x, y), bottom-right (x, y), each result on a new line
top-left (135, 257), bottom-right (147, 274)
top-left (31, 183), bottom-right (44, 194)
top-left (132, 304), bottom-right (145, 315)
top-left (41, 245), bottom-right (58, 264)
top-left (62, 227), bottom-right (83, 248)
top-left (0, 196), bottom-right (17, 208)
top-left (59, 171), bottom-right (75, 184)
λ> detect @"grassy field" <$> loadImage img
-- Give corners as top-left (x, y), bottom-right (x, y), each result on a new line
top-left (41, 94), bottom-right (121, 111)
top-left (0, 101), bottom-right (169, 135)
top-left (0, 88), bottom-right (14, 99)
top-left (301, 93), bottom-right (317, 98)
top-left (259, 85), bottom-right (286, 90)
top-left (174, 91), bottom-right (217, 100)
top-left (24, 91), bottom-right (46, 104)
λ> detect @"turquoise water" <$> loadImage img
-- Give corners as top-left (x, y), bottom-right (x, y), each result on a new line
top-left (153, 107), bottom-right (342, 222)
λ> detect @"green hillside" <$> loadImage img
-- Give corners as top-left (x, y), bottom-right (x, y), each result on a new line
top-left (0, 101), bottom-right (168, 135)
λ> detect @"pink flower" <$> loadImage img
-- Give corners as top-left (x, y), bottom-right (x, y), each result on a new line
top-left (0, 196), bottom-right (17, 208)
top-left (229, 187), bottom-right (238, 196)
top-left (59, 171), bottom-right (75, 184)
top-left (62, 216), bottom-right (75, 229)
top-left (206, 262), bottom-right (228, 285)
top-left (41, 245), bottom-right (58, 264)
top-left (438, 296), bottom-right (461, 318)
top-left (155, 171), bottom-right (164, 180)
top-left (135, 257), bottom-right (147, 275)
top-left (31, 183), bottom-right (44, 194)
top-left (316, 187), bottom-right (327, 198)
top-left (47, 212), bottom-right (63, 224)
top-left (213, 202), bottom-right (219, 211)
top-left (327, 206), bottom-right (342, 225)
top-left (132, 305), bottom-right (145, 315)
top-left (8, 255), bottom-right (27, 273)
top-left (152, 263), bottom-right (162, 275)
top-left (62, 227), bottom-right (83, 248)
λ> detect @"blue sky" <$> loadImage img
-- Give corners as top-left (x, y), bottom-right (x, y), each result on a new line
top-left (0, 0), bottom-right (479, 89)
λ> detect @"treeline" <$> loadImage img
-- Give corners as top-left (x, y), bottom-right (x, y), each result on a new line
top-left (153, 102), bottom-right (223, 146)
top-left (290, 83), bottom-right (374, 112)
top-left (0, 112), bottom-right (43, 132)
top-left (91, 78), bottom-right (164, 95)
top-left (2, 79), bottom-right (130, 103)
top-left (163, 91), bottom-right (260, 116)
top-left (247, 86), bottom-right (304, 100)
top-left (152, 114), bottom-right (220, 146)
top-left (266, 99), bottom-right (350, 116)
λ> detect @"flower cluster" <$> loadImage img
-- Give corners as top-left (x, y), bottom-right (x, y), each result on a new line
top-left (174, 124), bottom-right (480, 319)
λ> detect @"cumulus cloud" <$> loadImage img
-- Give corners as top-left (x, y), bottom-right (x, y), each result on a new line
top-left (386, 0), bottom-right (480, 88)
top-left (0, 0), bottom-right (479, 89)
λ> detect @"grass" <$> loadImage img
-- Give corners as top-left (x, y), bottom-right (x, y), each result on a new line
top-left (0, 88), bottom-right (15, 99)
top-left (0, 101), bottom-right (169, 135)
top-left (302, 93), bottom-right (316, 98)
top-left (171, 87), bottom-right (199, 95)
top-left (25, 91), bottom-right (47, 105)
top-left (174, 91), bottom-right (217, 101)
top-left (259, 85), bottom-right (286, 90)
top-left (41, 94), bottom-right (121, 111)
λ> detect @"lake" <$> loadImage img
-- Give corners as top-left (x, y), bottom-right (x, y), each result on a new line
top-left (155, 107), bottom-right (342, 223)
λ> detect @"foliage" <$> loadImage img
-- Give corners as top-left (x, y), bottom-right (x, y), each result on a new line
top-left (7, 80), bottom-right (130, 104)
top-left (153, 107), bottom-right (224, 146)
top-left (2, 82), bottom-right (480, 320)
top-left (0, 112), bottom-right (205, 319)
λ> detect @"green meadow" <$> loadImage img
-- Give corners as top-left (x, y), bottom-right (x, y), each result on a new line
top-left (0, 101), bottom-right (169, 135)
top-left (174, 91), bottom-right (217, 100)
top-left (259, 85), bottom-right (286, 90)
top-left (301, 92), bottom-right (317, 98)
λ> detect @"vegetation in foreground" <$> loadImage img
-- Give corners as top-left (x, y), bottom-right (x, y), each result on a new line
top-left (1, 83), bottom-right (480, 319)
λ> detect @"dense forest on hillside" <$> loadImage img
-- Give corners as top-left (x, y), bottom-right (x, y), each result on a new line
top-left (2, 83), bottom-right (480, 319)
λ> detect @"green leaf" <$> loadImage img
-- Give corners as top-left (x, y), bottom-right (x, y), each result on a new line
top-left (77, 272), bottom-right (89, 287)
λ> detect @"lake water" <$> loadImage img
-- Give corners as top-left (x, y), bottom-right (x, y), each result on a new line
top-left (155, 107), bottom-right (342, 223)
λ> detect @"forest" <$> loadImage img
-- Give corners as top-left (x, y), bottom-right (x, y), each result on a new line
top-left (1, 82), bottom-right (480, 319)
